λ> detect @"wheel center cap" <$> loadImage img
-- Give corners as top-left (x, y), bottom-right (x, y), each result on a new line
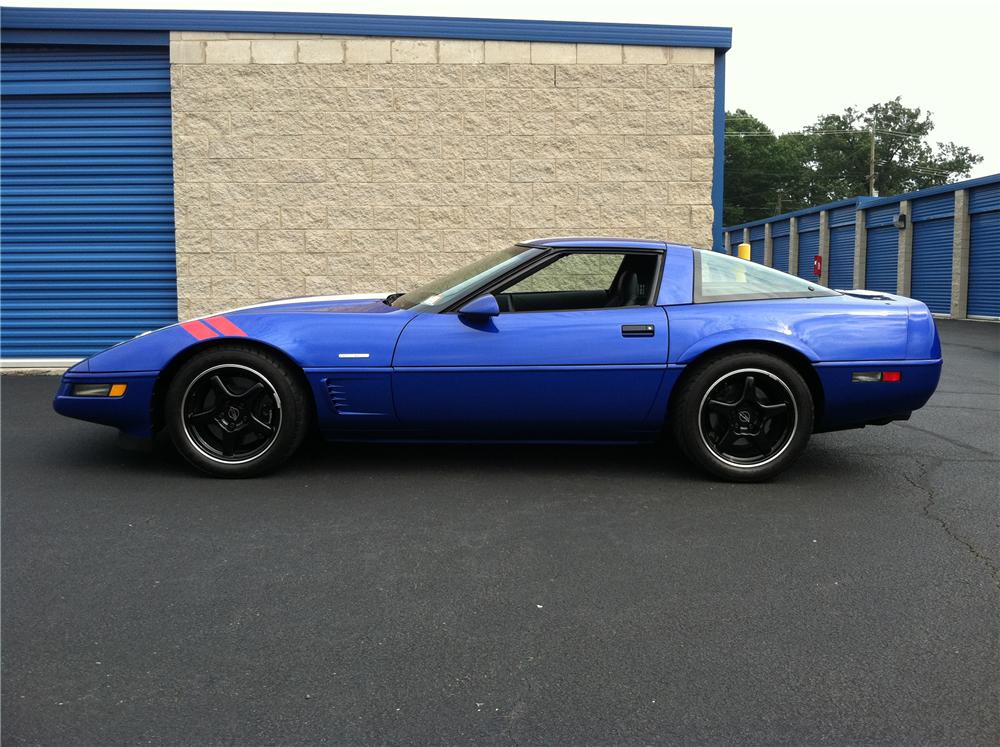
top-left (227, 406), bottom-right (240, 421)
top-left (737, 410), bottom-right (752, 424)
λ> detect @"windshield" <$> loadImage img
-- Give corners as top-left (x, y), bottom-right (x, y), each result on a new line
top-left (390, 245), bottom-right (542, 309)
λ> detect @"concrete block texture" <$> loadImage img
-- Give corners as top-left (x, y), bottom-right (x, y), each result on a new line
top-left (171, 33), bottom-right (716, 317)
top-left (576, 44), bottom-right (623, 64)
top-left (391, 39), bottom-right (437, 64)
top-left (484, 41), bottom-right (531, 64)
top-left (530, 42), bottom-right (576, 64)
top-left (950, 190), bottom-right (970, 318)
top-left (345, 39), bottom-right (391, 63)
top-left (439, 40), bottom-right (485, 64)
top-left (204, 41), bottom-right (252, 65)
top-left (297, 40), bottom-right (344, 64)
top-left (170, 41), bottom-right (205, 65)
top-left (251, 40), bottom-right (298, 64)
top-left (896, 200), bottom-right (912, 297)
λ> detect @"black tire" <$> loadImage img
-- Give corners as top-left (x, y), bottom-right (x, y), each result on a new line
top-left (165, 345), bottom-right (310, 477)
top-left (671, 351), bottom-right (814, 482)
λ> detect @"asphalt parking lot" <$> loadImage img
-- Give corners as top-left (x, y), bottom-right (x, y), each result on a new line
top-left (2, 319), bottom-right (998, 746)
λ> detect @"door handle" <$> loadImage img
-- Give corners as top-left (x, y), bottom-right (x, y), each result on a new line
top-left (621, 324), bottom-right (655, 337)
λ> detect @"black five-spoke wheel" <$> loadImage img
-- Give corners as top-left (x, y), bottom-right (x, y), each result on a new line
top-left (166, 346), bottom-right (309, 477)
top-left (671, 351), bottom-right (814, 482)
top-left (699, 368), bottom-right (797, 467)
top-left (183, 364), bottom-right (282, 463)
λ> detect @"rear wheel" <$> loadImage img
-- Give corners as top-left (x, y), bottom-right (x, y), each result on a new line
top-left (165, 346), bottom-right (309, 477)
top-left (671, 351), bottom-right (814, 481)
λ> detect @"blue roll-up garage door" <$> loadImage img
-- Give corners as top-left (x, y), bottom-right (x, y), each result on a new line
top-left (827, 206), bottom-right (855, 290)
top-left (910, 194), bottom-right (954, 314)
top-left (911, 218), bottom-right (953, 312)
top-left (771, 220), bottom-right (790, 273)
top-left (749, 225), bottom-right (765, 264)
top-left (1, 41), bottom-right (177, 359)
top-left (865, 204), bottom-right (899, 294)
top-left (796, 213), bottom-right (819, 279)
top-left (968, 183), bottom-right (1000, 318)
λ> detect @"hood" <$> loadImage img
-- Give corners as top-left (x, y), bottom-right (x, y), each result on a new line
top-left (222, 293), bottom-right (395, 315)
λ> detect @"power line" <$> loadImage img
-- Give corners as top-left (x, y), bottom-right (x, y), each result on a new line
top-left (726, 130), bottom-right (862, 137)
top-left (726, 126), bottom-right (931, 139)
top-left (875, 129), bottom-right (926, 139)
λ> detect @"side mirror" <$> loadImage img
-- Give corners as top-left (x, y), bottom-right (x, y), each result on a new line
top-left (457, 294), bottom-right (500, 318)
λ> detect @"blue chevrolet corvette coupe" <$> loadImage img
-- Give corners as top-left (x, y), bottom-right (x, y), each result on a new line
top-left (54, 238), bottom-right (942, 481)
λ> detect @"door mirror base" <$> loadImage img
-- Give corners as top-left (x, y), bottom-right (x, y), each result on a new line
top-left (457, 294), bottom-right (500, 317)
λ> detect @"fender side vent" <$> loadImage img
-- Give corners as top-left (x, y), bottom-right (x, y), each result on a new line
top-left (323, 379), bottom-right (350, 414)
top-left (320, 376), bottom-right (392, 418)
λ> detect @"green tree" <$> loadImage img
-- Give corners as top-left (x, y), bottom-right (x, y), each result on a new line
top-left (805, 97), bottom-right (982, 199)
top-left (724, 98), bottom-right (983, 224)
top-left (722, 109), bottom-right (783, 225)
top-left (723, 111), bottom-right (815, 224)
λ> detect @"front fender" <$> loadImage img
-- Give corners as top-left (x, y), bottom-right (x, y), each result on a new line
top-left (85, 325), bottom-right (202, 373)
top-left (83, 308), bottom-right (418, 373)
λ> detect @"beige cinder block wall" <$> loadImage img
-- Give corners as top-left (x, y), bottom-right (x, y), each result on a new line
top-left (169, 32), bottom-right (716, 318)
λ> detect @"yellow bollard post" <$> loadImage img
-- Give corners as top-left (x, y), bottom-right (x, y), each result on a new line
top-left (737, 242), bottom-right (751, 261)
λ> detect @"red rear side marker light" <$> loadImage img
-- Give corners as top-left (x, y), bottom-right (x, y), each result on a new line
top-left (852, 371), bottom-right (902, 383)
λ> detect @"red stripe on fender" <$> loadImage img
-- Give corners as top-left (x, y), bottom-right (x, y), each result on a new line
top-left (205, 315), bottom-right (248, 337)
top-left (181, 320), bottom-right (218, 341)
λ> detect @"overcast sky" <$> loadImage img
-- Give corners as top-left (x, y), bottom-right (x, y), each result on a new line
top-left (6, 0), bottom-right (998, 178)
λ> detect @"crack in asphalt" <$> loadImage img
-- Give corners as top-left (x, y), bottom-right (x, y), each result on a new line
top-left (836, 451), bottom-right (996, 463)
top-left (933, 390), bottom-right (1000, 397)
top-left (902, 458), bottom-right (1000, 590)
top-left (935, 341), bottom-right (1000, 355)
top-left (895, 422), bottom-right (998, 458)
top-left (925, 404), bottom-right (1000, 412)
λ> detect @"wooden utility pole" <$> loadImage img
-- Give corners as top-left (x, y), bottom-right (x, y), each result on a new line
top-left (868, 120), bottom-right (877, 196)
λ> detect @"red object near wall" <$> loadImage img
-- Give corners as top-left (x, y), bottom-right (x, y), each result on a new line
top-left (813, 255), bottom-right (822, 277)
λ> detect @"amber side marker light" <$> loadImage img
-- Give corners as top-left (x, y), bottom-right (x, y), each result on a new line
top-left (852, 371), bottom-right (902, 383)
top-left (71, 383), bottom-right (128, 397)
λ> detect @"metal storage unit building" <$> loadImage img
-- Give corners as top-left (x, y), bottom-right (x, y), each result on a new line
top-left (909, 193), bottom-right (954, 314)
top-left (722, 173), bottom-right (1000, 320)
top-left (796, 213), bottom-right (820, 280)
top-left (1, 33), bottom-right (178, 361)
top-left (968, 181), bottom-right (1000, 318)
top-left (771, 219), bottom-right (790, 273)
top-left (827, 206), bottom-right (856, 290)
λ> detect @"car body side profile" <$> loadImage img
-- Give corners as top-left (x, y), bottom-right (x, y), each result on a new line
top-left (54, 238), bottom-right (942, 481)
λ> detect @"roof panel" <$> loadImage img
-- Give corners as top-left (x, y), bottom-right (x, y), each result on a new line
top-left (0, 8), bottom-right (732, 49)
top-left (521, 236), bottom-right (668, 250)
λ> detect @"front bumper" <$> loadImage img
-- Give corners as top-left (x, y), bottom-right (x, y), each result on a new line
top-left (53, 370), bottom-right (159, 438)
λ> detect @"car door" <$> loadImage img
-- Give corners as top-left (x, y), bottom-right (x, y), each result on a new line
top-left (391, 250), bottom-right (669, 438)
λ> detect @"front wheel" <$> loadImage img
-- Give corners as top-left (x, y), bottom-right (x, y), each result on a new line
top-left (165, 345), bottom-right (309, 477)
top-left (671, 351), bottom-right (814, 482)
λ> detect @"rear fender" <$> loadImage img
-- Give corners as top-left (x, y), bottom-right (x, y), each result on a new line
top-left (672, 327), bottom-right (820, 365)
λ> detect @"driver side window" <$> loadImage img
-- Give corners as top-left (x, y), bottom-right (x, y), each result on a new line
top-left (496, 251), bottom-right (657, 313)
top-left (505, 253), bottom-right (622, 294)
